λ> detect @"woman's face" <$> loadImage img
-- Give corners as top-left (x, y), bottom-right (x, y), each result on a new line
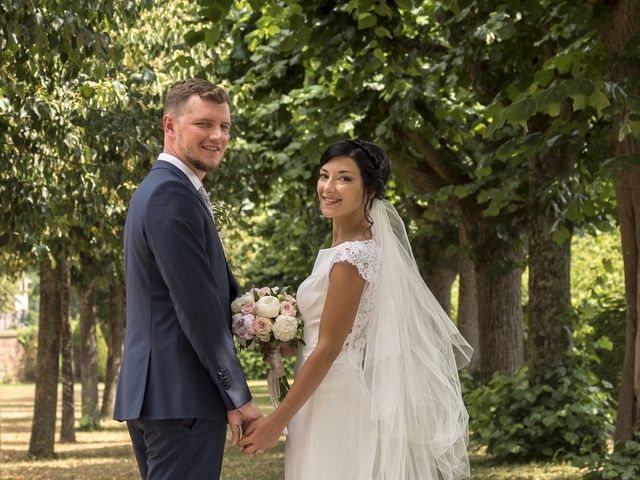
top-left (317, 156), bottom-right (366, 220)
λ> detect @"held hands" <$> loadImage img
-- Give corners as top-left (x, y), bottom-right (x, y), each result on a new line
top-left (227, 401), bottom-right (263, 447)
top-left (238, 414), bottom-right (283, 454)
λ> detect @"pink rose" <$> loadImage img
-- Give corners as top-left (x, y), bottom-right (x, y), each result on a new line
top-left (284, 294), bottom-right (296, 304)
top-left (253, 316), bottom-right (273, 338)
top-left (257, 287), bottom-right (271, 297)
top-left (241, 300), bottom-right (255, 315)
top-left (280, 301), bottom-right (297, 317)
top-left (232, 314), bottom-right (255, 340)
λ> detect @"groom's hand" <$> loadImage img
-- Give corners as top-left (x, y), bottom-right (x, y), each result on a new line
top-left (238, 401), bottom-right (263, 426)
top-left (228, 401), bottom-right (263, 446)
top-left (227, 410), bottom-right (244, 446)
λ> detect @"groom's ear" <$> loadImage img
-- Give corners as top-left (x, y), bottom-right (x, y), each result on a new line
top-left (163, 113), bottom-right (176, 136)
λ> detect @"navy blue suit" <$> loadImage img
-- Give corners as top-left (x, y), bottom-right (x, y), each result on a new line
top-left (114, 160), bottom-right (251, 479)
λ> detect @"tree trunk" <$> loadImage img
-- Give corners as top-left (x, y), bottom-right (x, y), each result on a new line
top-left (401, 199), bottom-right (458, 315)
top-left (29, 256), bottom-right (62, 458)
top-left (596, 0), bottom-right (640, 444)
top-left (58, 257), bottom-right (76, 442)
top-left (78, 261), bottom-right (100, 430)
top-left (422, 256), bottom-right (457, 316)
top-left (457, 224), bottom-right (480, 374)
top-left (474, 229), bottom-right (525, 383)
top-left (527, 141), bottom-right (573, 385)
top-left (615, 168), bottom-right (640, 442)
top-left (101, 275), bottom-right (125, 418)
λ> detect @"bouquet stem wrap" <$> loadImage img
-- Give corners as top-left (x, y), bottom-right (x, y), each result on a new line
top-left (266, 348), bottom-right (290, 408)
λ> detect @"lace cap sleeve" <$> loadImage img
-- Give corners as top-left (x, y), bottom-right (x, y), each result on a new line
top-left (331, 240), bottom-right (378, 282)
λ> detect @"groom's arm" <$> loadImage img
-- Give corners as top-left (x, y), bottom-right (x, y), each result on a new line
top-left (146, 180), bottom-right (252, 409)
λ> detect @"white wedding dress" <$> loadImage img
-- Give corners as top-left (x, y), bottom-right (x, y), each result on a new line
top-left (285, 240), bottom-right (378, 480)
top-left (284, 200), bottom-right (472, 480)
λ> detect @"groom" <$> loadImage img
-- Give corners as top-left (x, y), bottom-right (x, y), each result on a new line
top-left (114, 78), bottom-right (261, 479)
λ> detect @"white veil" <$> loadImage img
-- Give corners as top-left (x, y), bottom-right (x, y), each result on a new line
top-left (360, 199), bottom-right (473, 479)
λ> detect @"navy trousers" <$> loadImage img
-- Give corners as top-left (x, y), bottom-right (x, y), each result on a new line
top-left (127, 418), bottom-right (227, 479)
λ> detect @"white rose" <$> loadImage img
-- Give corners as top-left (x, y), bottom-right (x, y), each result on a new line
top-left (272, 315), bottom-right (298, 342)
top-left (255, 296), bottom-right (281, 318)
top-left (231, 293), bottom-right (254, 313)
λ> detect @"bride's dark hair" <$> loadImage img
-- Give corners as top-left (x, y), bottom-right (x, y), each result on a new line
top-left (319, 138), bottom-right (391, 229)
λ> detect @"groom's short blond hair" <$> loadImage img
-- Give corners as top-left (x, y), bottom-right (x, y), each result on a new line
top-left (163, 79), bottom-right (229, 115)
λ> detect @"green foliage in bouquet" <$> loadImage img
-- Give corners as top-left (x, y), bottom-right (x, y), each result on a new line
top-left (581, 434), bottom-right (640, 480)
top-left (467, 355), bottom-right (614, 461)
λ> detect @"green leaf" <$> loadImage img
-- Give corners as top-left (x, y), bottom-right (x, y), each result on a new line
top-left (279, 35), bottom-right (297, 52)
top-left (266, 24), bottom-right (281, 36)
top-left (374, 26), bottom-right (392, 38)
top-left (564, 79), bottom-right (594, 97)
top-left (540, 102), bottom-right (561, 116)
top-left (375, 5), bottom-right (393, 17)
top-left (572, 94), bottom-right (588, 111)
top-left (563, 431), bottom-right (580, 444)
top-left (453, 185), bottom-right (472, 198)
top-left (533, 85), bottom-right (566, 117)
top-left (396, 0), bottom-right (413, 9)
top-left (80, 85), bottom-right (94, 98)
top-left (504, 98), bottom-right (536, 123)
top-left (184, 30), bottom-right (205, 46)
top-left (624, 119), bottom-right (640, 141)
top-left (204, 25), bottom-right (221, 44)
top-left (297, 26), bottom-right (311, 43)
top-left (552, 227), bottom-right (571, 245)
top-left (534, 69), bottom-right (554, 87)
top-left (358, 13), bottom-right (377, 29)
top-left (589, 89), bottom-right (611, 116)
top-left (475, 166), bottom-right (492, 179)
top-left (554, 53), bottom-right (573, 75)
top-left (597, 336), bottom-right (614, 351)
top-left (373, 48), bottom-right (385, 62)
top-left (484, 101), bottom-right (503, 119)
top-left (289, 14), bottom-right (305, 30)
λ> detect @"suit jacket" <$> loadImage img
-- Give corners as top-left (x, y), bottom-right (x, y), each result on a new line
top-left (113, 161), bottom-right (251, 422)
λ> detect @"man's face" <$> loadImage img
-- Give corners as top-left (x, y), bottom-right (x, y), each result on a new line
top-left (165, 95), bottom-right (231, 174)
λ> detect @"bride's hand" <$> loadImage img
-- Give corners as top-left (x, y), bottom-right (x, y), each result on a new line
top-left (238, 415), bottom-right (282, 454)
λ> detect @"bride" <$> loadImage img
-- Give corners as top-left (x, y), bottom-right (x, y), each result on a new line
top-left (239, 139), bottom-right (473, 479)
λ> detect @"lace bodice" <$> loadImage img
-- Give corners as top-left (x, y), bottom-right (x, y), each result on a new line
top-left (331, 241), bottom-right (378, 355)
top-left (295, 240), bottom-right (378, 367)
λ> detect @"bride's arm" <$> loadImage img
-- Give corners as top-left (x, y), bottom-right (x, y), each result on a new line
top-left (238, 261), bottom-right (365, 453)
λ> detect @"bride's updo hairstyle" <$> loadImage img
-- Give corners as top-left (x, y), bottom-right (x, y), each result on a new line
top-left (319, 138), bottom-right (391, 228)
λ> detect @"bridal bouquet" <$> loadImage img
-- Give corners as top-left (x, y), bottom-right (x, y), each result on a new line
top-left (231, 286), bottom-right (303, 406)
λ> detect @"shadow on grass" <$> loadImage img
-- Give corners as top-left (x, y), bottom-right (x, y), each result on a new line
top-left (0, 383), bottom-right (586, 480)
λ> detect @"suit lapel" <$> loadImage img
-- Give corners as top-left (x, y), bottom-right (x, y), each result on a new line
top-left (151, 161), bottom-right (212, 220)
top-left (151, 161), bottom-right (232, 295)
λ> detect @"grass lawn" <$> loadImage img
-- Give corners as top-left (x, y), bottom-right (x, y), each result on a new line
top-left (0, 382), bottom-right (584, 479)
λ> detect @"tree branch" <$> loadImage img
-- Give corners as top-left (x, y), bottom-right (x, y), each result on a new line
top-left (403, 128), bottom-right (463, 186)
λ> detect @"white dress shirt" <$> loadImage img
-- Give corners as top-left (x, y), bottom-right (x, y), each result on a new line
top-left (157, 152), bottom-right (202, 190)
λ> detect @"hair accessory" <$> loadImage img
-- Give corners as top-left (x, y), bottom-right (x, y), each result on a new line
top-left (346, 139), bottom-right (380, 169)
